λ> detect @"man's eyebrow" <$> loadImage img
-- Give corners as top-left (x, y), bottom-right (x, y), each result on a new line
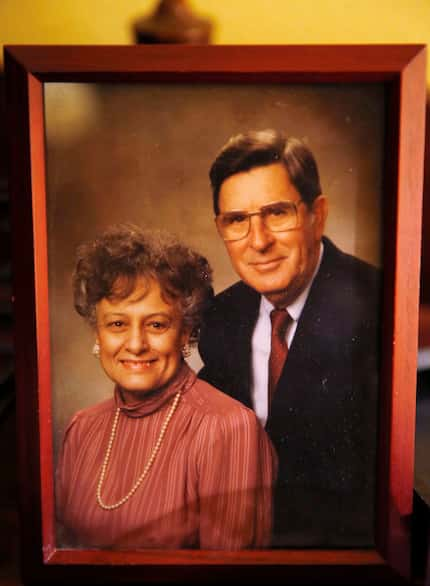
top-left (220, 200), bottom-right (298, 213)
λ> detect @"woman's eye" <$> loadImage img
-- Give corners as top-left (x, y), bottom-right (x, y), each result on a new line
top-left (106, 320), bottom-right (125, 329)
top-left (147, 321), bottom-right (169, 332)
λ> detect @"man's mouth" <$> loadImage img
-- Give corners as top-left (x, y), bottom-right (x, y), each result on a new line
top-left (249, 257), bottom-right (285, 271)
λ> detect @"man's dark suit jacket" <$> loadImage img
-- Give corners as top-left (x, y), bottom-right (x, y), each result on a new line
top-left (198, 237), bottom-right (381, 547)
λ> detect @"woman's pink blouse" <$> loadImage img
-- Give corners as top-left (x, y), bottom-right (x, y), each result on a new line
top-left (56, 364), bottom-right (277, 550)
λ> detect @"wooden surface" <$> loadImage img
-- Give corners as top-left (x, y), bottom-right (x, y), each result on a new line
top-left (3, 44), bottom-right (427, 584)
top-left (4, 43), bottom-right (426, 81)
top-left (379, 44), bottom-right (426, 577)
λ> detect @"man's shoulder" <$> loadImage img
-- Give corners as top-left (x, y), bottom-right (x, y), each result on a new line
top-left (198, 280), bottom-right (259, 375)
top-left (321, 237), bottom-right (380, 290)
top-left (312, 237), bottom-right (382, 326)
top-left (208, 280), bottom-right (259, 315)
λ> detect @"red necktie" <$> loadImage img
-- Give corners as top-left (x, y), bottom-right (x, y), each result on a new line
top-left (268, 309), bottom-right (291, 409)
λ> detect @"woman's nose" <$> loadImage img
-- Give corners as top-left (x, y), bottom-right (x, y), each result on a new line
top-left (248, 215), bottom-right (275, 251)
top-left (125, 326), bottom-right (149, 354)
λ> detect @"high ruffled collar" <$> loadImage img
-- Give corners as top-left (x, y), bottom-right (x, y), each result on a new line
top-left (114, 361), bottom-right (196, 418)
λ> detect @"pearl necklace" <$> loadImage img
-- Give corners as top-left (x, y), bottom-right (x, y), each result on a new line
top-left (96, 391), bottom-right (182, 510)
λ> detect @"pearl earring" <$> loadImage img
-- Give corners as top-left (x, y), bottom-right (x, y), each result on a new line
top-left (92, 341), bottom-right (100, 358)
top-left (181, 343), bottom-right (191, 358)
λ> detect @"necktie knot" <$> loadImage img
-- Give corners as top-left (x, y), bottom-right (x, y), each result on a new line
top-left (270, 309), bottom-right (291, 343)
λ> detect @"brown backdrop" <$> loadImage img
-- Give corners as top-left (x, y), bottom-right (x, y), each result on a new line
top-left (43, 82), bottom-right (385, 454)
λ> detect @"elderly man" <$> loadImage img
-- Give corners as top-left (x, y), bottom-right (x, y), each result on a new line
top-left (198, 130), bottom-right (381, 547)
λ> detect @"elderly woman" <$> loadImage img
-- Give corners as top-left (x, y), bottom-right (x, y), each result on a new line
top-left (56, 224), bottom-right (276, 550)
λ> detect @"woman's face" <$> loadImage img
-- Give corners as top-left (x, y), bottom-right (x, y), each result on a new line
top-left (95, 277), bottom-right (190, 400)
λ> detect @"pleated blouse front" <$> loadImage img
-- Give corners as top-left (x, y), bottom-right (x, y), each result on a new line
top-left (56, 363), bottom-right (276, 550)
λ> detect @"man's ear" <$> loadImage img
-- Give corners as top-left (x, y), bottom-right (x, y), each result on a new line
top-left (311, 195), bottom-right (328, 239)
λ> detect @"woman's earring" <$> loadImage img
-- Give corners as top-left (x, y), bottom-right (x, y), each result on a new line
top-left (181, 343), bottom-right (191, 358)
top-left (92, 341), bottom-right (100, 358)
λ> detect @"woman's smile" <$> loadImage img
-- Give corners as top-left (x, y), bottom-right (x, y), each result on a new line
top-left (95, 277), bottom-right (190, 399)
top-left (120, 358), bottom-right (157, 371)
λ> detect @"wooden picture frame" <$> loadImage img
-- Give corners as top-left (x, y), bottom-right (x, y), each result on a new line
top-left (4, 44), bottom-right (426, 584)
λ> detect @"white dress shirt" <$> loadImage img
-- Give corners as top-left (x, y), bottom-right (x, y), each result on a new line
top-left (251, 243), bottom-right (324, 427)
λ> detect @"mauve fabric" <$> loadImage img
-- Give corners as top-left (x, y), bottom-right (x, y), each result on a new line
top-left (56, 363), bottom-right (276, 550)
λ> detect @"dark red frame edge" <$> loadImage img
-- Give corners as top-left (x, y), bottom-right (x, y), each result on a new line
top-left (4, 44), bottom-right (427, 585)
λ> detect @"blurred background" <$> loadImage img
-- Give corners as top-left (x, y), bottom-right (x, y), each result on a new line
top-left (44, 82), bottom-right (384, 455)
top-left (1, 1), bottom-right (430, 584)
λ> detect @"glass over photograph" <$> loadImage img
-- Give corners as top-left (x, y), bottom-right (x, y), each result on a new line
top-left (44, 82), bottom-right (384, 550)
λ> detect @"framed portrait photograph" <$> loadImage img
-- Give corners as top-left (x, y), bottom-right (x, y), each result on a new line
top-left (4, 44), bottom-right (426, 584)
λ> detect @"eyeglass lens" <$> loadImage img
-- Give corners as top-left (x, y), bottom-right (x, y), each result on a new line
top-left (217, 201), bottom-right (298, 241)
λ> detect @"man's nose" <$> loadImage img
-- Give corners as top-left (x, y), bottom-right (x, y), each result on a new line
top-left (248, 215), bottom-right (275, 251)
top-left (125, 326), bottom-right (149, 354)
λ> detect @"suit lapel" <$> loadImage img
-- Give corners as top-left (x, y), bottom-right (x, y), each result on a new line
top-left (266, 239), bottom-right (335, 433)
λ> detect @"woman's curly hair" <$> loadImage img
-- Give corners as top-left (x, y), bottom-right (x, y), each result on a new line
top-left (73, 223), bottom-right (213, 345)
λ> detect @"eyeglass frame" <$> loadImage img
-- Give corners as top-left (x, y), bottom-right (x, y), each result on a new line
top-left (215, 199), bottom-right (307, 242)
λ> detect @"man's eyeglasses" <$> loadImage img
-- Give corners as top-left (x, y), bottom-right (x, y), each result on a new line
top-left (215, 200), bottom-right (305, 242)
